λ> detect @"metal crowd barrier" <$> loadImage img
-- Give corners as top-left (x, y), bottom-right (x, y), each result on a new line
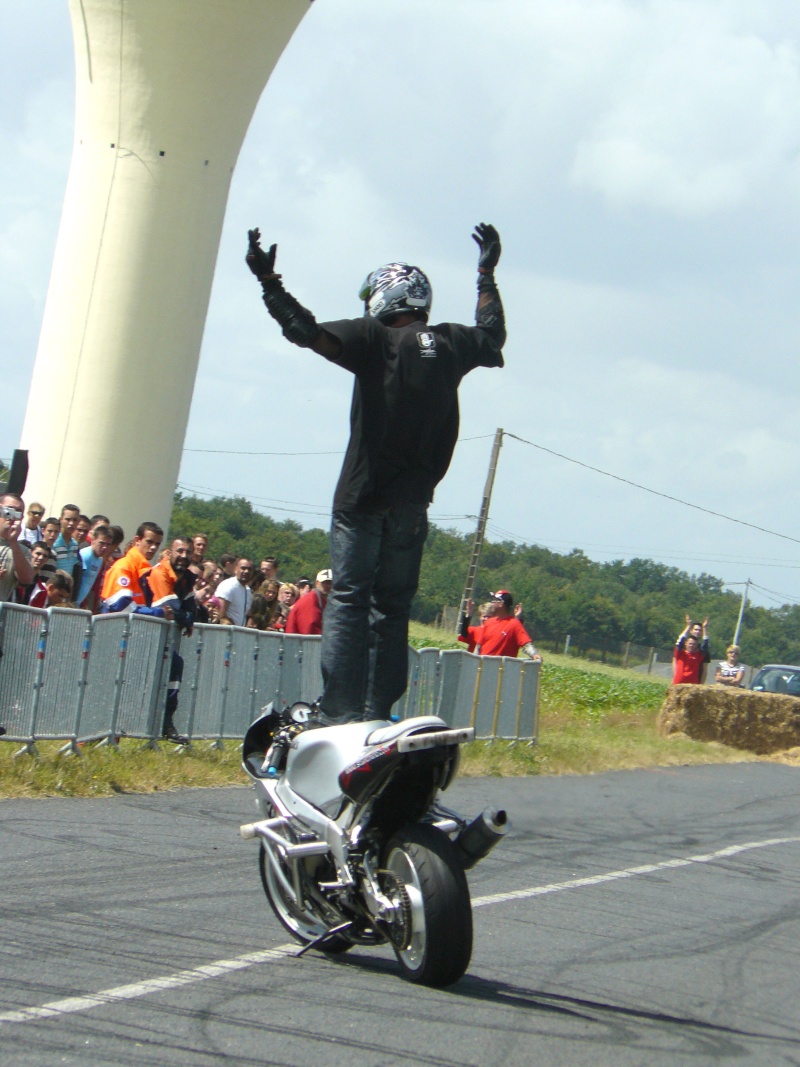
top-left (0, 604), bottom-right (540, 750)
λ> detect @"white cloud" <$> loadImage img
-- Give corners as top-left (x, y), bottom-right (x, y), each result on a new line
top-left (570, 5), bottom-right (800, 214)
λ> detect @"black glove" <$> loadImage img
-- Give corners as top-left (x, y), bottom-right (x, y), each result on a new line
top-left (246, 228), bottom-right (277, 280)
top-left (472, 223), bottom-right (501, 273)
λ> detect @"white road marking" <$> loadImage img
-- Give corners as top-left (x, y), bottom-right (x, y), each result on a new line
top-left (0, 946), bottom-right (297, 1025)
top-left (3, 834), bottom-right (800, 1026)
top-left (472, 834), bottom-right (800, 907)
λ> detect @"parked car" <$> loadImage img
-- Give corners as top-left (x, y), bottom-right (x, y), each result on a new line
top-left (749, 664), bottom-right (800, 697)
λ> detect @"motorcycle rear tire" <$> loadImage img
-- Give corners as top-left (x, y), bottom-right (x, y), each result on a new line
top-left (258, 842), bottom-right (352, 955)
top-left (383, 823), bottom-right (473, 987)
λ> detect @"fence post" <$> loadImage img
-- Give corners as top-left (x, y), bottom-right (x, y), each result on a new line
top-left (99, 615), bottom-right (132, 749)
top-left (183, 626), bottom-right (204, 744)
top-left (564, 634), bottom-right (571, 656)
top-left (58, 615), bottom-right (94, 756)
top-left (622, 641), bottom-right (631, 670)
top-left (513, 659), bottom-right (526, 741)
top-left (211, 625), bottom-right (235, 749)
top-left (142, 626), bottom-right (177, 749)
top-left (489, 658), bottom-right (505, 739)
top-left (13, 613), bottom-right (48, 757)
top-left (469, 657), bottom-right (483, 728)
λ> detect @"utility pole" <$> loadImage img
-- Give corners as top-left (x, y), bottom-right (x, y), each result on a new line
top-left (457, 428), bottom-right (503, 634)
top-left (733, 579), bottom-right (751, 646)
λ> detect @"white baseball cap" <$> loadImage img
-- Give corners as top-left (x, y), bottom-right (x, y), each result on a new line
top-left (316, 569), bottom-right (333, 583)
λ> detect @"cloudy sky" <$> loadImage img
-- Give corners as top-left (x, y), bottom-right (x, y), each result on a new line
top-left (4, 0), bottom-right (800, 615)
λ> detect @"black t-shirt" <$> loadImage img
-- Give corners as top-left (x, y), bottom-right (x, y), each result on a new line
top-left (319, 316), bottom-right (504, 511)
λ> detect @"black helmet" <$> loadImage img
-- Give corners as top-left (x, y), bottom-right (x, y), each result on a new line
top-left (358, 262), bottom-right (432, 322)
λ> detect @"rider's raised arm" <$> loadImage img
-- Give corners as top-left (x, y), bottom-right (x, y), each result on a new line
top-left (472, 222), bottom-right (506, 350)
top-left (246, 229), bottom-right (341, 358)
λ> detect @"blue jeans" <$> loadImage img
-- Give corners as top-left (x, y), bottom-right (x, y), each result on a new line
top-left (320, 505), bottom-right (428, 721)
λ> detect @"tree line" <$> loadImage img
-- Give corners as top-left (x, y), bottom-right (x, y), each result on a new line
top-left (169, 493), bottom-right (800, 666)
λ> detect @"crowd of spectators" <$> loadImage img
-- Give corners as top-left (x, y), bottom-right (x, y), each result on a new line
top-left (6, 493), bottom-right (552, 664)
top-left (1, 492), bottom-right (340, 745)
top-left (670, 615), bottom-right (746, 687)
top-left (1, 493), bottom-right (333, 638)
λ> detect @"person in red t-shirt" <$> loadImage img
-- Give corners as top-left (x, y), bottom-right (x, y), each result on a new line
top-left (672, 636), bottom-right (706, 684)
top-left (468, 590), bottom-right (542, 661)
top-left (672, 615), bottom-right (711, 685)
top-left (285, 569), bottom-right (333, 635)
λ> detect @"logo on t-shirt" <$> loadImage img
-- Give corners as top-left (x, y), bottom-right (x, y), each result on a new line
top-left (417, 331), bottom-right (437, 357)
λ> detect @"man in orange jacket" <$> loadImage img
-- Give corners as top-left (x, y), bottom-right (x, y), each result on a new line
top-left (101, 522), bottom-right (166, 614)
top-left (142, 535), bottom-right (196, 744)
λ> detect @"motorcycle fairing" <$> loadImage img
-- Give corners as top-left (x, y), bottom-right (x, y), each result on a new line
top-left (281, 720), bottom-right (388, 815)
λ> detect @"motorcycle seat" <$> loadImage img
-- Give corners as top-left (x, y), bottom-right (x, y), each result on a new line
top-left (366, 715), bottom-right (448, 747)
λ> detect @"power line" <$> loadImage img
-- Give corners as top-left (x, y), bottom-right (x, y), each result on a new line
top-left (183, 448), bottom-right (343, 456)
top-left (749, 582), bottom-right (800, 608)
top-left (504, 432), bottom-right (800, 547)
top-left (176, 431), bottom-right (800, 602)
top-left (180, 432), bottom-right (495, 456)
top-left (176, 482), bottom-right (329, 519)
top-left (181, 429), bottom-right (800, 547)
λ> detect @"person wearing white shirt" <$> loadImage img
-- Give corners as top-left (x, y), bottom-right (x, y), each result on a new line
top-left (215, 558), bottom-right (254, 627)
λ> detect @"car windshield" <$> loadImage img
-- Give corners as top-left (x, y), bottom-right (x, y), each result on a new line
top-left (751, 667), bottom-right (800, 696)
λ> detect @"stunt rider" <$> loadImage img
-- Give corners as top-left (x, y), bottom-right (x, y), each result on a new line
top-left (246, 224), bottom-right (506, 723)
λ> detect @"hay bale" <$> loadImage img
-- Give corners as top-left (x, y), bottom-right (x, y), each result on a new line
top-left (657, 685), bottom-right (800, 755)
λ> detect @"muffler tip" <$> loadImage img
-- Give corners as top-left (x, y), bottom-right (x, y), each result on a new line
top-left (456, 806), bottom-right (510, 869)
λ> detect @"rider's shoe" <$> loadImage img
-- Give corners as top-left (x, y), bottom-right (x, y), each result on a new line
top-left (304, 702), bottom-right (363, 729)
top-left (163, 723), bottom-right (189, 745)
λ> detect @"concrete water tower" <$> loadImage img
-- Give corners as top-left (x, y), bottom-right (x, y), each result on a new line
top-left (19, 0), bottom-right (312, 538)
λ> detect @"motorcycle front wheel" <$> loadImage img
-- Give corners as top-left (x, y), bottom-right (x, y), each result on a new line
top-left (382, 823), bottom-right (473, 987)
top-left (258, 842), bottom-right (352, 955)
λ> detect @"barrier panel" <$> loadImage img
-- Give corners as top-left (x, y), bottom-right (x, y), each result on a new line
top-left (437, 649), bottom-right (481, 730)
top-left (189, 624), bottom-right (232, 740)
top-left (252, 629), bottom-right (283, 711)
top-left (0, 604), bottom-right (46, 742)
top-left (218, 627), bottom-right (259, 741)
top-left (172, 627), bottom-right (202, 738)
top-left (515, 660), bottom-right (540, 741)
top-left (279, 633), bottom-right (323, 710)
top-left (494, 658), bottom-right (538, 739)
top-left (0, 605), bottom-right (539, 746)
top-left (35, 607), bottom-right (93, 741)
top-left (400, 647), bottom-right (441, 720)
top-left (81, 614), bottom-right (129, 742)
top-left (296, 635), bottom-right (323, 704)
top-left (116, 615), bottom-right (170, 739)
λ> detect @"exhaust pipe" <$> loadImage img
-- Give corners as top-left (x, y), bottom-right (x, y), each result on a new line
top-left (456, 807), bottom-right (509, 869)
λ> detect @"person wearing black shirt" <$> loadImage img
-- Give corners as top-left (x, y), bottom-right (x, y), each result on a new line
top-left (246, 224), bottom-right (506, 723)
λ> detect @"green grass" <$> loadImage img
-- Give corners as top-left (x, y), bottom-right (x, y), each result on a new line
top-left (0, 627), bottom-right (757, 798)
top-left (0, 739), bottom-right (247, 799)
top-left (459, 657), bottom-right (754, 778)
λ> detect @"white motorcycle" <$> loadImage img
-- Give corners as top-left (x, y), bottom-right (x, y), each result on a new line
top-left (240, 703), bottom-right (508, 987)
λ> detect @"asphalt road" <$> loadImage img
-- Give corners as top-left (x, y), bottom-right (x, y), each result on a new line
top-left (2, 763), bottom-right (799, 1066)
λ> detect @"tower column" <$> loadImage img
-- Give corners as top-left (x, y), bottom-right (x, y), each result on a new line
top-left (20, 0), bottom-right (311, 536)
